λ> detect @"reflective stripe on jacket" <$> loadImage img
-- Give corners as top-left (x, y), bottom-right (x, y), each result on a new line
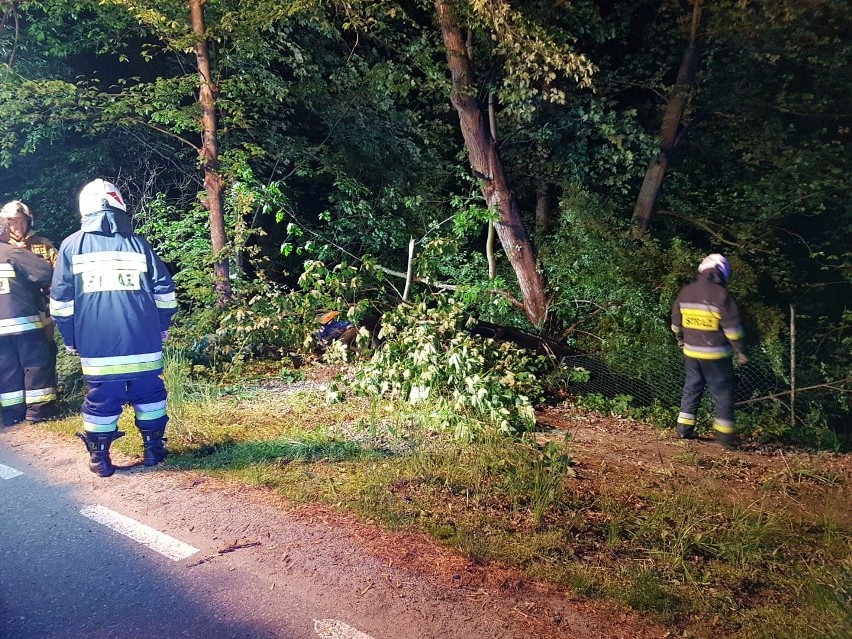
top-left (50, 210), bottom-right (177, 381)
top-left (0, 242), bottom-right (53, 335)
top-left (671, 270), bottom-right (744, 360)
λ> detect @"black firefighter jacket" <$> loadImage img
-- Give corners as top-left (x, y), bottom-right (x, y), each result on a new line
top-left (0, 240), bottom-right (53, 336)
top-left (671, 269), bottom-right (745, 360)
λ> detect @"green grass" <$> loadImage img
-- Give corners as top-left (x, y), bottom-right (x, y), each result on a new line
top-left (172, 432), bottom-right (375, 470)
top-left (44, 360), bottom-right (851, 639)
top-left (671, 443), bottom-right (703, 467)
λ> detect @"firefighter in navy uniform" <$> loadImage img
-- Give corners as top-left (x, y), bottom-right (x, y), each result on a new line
top-left (50, 179), bottom-right (178, 477)
top-left (0, 220), bottom-right (58, 426)
top-left (671, 254), bottom-right (748, 449)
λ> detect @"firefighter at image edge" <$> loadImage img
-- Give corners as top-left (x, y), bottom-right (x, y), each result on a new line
top-left (0, 200), bottom-right (59, 267)
top-left (50, 179), bottom-right (178, 477)
top-left (0, 199), bottom-right (61, 402)
top-left (671, 253), bottom-right (749, 449)
top-left (0, 219), bottom-right (58, 425)
top-left (0, 201), bottom-right (60, 334)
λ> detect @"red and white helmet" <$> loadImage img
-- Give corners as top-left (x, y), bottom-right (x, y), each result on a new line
top-left (79, 179), bottom-right (127, 216)
top-left (698, 253), bottom-right (731, 282)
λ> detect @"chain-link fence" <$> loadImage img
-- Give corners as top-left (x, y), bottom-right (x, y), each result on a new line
top-left (559, 308), bottom-right (850, 428)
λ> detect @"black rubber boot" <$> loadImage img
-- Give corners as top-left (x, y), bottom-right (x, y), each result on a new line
top-left (139, 427), bottom-right (168, 466)
top-left (76, 431), bottom-right (125, 477)
top-left (26, 402), bottom-right (59, 424)
top-left (676, 424), bottom-right (695, 439)
top-left (715, 431), bottom-right (738, 450)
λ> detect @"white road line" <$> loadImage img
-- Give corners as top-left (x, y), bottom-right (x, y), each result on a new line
top-left (80, 504), bottom-right (199, 561)
top-left (314, 619), bottom-right (377, 639)
top-left (0, 463), bottom-right (23, 479)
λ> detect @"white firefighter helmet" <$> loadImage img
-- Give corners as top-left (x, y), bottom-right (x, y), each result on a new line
top-left (79, 179), bottom-right (127, 216)
top-left (698, 253), bottom-right (731, 282)
top-left (0, 200), bottom-right (33, 223)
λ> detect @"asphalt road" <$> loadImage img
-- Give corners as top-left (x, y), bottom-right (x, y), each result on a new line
top-left (0, 442), bottom-right (317, 639)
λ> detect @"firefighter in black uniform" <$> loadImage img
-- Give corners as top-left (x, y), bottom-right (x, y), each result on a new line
top-left (0, 220), bottom-right (58, 426)
top-left (671, 254), bottom-right (748, 449)
top-left (0, 200), bottom-right (60, 417)
top-left (0, 201), bottom-right (58, 266)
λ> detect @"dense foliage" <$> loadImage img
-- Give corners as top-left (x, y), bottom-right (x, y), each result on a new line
top-left (353, 299), bottom-right (550, 438)
top-left (1, 0), bottom-right (848, 443)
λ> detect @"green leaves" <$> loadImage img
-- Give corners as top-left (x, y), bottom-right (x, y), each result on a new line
top-left (468, 0), bottom-right (596, 110)
top-left (355, 297), bottom-right (552, 439)
top-left (0, 73), bottom-right (93, 165)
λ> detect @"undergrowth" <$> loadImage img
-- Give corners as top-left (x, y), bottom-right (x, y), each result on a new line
top-left (353, 298), bottom-right (552, 439)
top-left (151, 376), bottom-right (852, 639)
top-left (42, 349), bottom-right (850, 639)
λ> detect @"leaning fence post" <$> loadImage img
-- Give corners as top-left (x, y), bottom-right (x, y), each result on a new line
top-left (790, 304), bottom-right (796, 428)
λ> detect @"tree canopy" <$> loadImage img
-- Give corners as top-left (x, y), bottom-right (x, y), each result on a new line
top-left (0, 0), bottom-right (848, 432)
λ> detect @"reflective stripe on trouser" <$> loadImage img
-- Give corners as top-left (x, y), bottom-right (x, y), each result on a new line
top-left (82, 374), bottom-right (168, 435)
top-left (83, 412), bottom-right (121, 434)
top-left (133, 376), bottom-right (168, 434)
top-left (679, 356), bottom-right (736, 432)
top-left (713, 418), bottom-right (736, 434)
top-left (134, 399), bottom-right (167, 425)
top-left (0, 331), bottom-right (58, 425)
top-left (677, 412), bottom-right (696, 426)
top-left (26, 387), bottom-right (57, 404)
top-left (1, 390), bottom-right (24, 407)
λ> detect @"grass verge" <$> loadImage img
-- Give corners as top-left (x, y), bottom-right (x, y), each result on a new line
top-left (43, 359), bottom-right (851, 639)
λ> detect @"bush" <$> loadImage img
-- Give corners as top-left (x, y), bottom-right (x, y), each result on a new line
top-left (214, 281), bottom-right (312, 363)
top-left (207, 259), bottom-right (380, 366)
top-left (354, 297), bottom-right (553, 439)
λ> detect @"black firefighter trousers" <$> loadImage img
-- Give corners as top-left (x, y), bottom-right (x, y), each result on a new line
top-left (0, 330), bottom-right (58, 426)
top-left (677, 356), bottom-right (736, 443)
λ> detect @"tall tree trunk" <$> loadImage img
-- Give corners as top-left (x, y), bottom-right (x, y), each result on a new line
top-left (190, 0), bottom-right (231, 307)
top-left (435, 0), bottom-right (546, 324)
top-left (535, 188), bottom-right (552, 236)
top-left (631, 0), bottom-right (703, 235)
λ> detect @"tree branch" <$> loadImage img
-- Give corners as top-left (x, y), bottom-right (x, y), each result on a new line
top-left (402, 237), bottom-right (414, 301)
top-left (656, 209), bottom-right (774, 254)
top-left (375, 264), bottom-right (525, 311)
top-left (736, 377), bottom-right (852, 406)
top-left (122, 116), bottom-right (201, 152)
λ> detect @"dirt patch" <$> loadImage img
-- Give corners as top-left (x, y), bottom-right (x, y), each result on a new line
top-left (536, 404), bottom-right (851, 524)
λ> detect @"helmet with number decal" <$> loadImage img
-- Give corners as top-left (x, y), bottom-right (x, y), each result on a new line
top-left (698, 253), bottom-right (731, 283)
top-left (0, 200), bottom-right (33, 232)
top-left (79, 179), bottom-right (127, 217)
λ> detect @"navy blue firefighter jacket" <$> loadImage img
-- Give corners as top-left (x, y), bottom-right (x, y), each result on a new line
top-left (50, 208), bottom-right (177, 380)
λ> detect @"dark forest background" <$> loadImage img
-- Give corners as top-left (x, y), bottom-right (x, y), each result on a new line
top-left (1, 0), bottom-right (849, 443)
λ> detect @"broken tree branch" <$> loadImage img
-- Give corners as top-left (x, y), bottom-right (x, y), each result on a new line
top-left (736, 377), bottom-right (852, 406)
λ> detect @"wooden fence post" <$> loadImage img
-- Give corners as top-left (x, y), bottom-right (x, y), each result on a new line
top-left (790, 304), bottom-right (796, 428)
